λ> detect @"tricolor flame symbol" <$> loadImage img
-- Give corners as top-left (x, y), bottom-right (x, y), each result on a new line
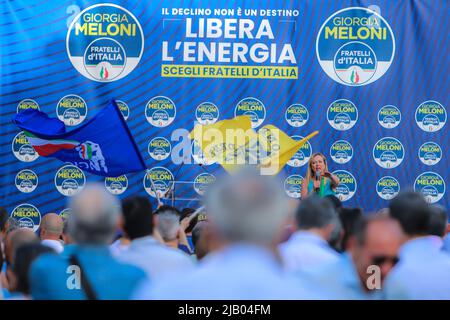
top-left (350, 69), bottom-right (360, 84)
top-left (100, 66), bottom-right (109, 79)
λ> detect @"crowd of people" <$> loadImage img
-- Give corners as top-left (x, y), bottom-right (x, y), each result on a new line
top-left (0, 166), bottom-right (449, 300)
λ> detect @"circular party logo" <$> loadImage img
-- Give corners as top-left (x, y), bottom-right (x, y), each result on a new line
top-left (373, 137), bottom-right (404, 169)
top-left (17, 99), bottom-right (39, 113)
top-left (148, 137), bottom-right (172, 161)
top-left (418, 142), bottom-right (442, 166)
top-left (378, 105), bottom-right (401, 129)
top-left (54, 165), bottom-right (86, 196)
top-left (414, 172), bottom-right (445, 203)
top-left (143, 167), bottom-right (174, 199)
top-left (333, 170), bottom-right (357, 201)
top-left (327, 99), bottom-right (358, 130)
top-left (415, 100), bottom-right (447, 132)
top-left (285, 104), bottom-right (309, 127)
top-left (116, 100), bottom-right (130, 120)
top-left (235, 97), bottom-right (266, 128)
top-left (15, 169), bottom-right (38, 193)
top-left (105, 175), bottom-right (128, 195)
top-left (11, 204), bottom-right (41, 232)
top-left (59, 208), bottom-right (72, 222)
top-left (196, 102), bottom-right (219, 125)
top-left (193, 173), bottom-right (216, 196)
top-left (56, 95), bottom-right (88, 126)
top-left (287, 136), bottom-right (312, 167)
top-left (192, 140), bottom-right (216, 166)
top-left (330, 140), bottom-right (353, 164)
top-left (12, 131), bottom-right (39, 162)
top-left (376, 176), bottom-right (400, 200)
top-left (145, 96), bottom-right (176, 127)
top-left (316, 7), bottom-right (395, 86)
top-left (66, 4), bottom-right (144, 82)
top-left (284, 175), bottom-right (303, 198)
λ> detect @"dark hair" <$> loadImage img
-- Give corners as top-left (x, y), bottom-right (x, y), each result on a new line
top-left (338, 207), bottom-right (364, 250)
top-left (13, 243), bottom-right (55, 294)
top-left (0, 207), bottom-right (8, 232)
top-left (389, 191), bottom-right (431, 236)
top-left (427, 205), bottom-right (448, 237)
top-left (121, 196), bottom-right (154, 240)
top-left (191, 221), bottom-right (208, 248)
top-left (296, 195), bottom-right (336, 229)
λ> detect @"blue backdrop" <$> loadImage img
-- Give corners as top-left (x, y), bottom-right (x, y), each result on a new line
top-left (1, 0), bottom-right (448, 230)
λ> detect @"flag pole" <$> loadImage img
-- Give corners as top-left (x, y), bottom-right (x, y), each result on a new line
top-left (146, 169), bottom-right (162, 205)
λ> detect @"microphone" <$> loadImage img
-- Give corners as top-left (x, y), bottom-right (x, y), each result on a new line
top-left (314, 170), bottom-right (321, 193)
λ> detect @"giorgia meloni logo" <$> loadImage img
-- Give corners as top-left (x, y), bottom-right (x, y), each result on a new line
top-left (316, 7), bottom-right (395, 86)
top-left (143, 167), bottom-right (174, 199)
top-left (376, 176), bottom-right (400, 200)
top-left (235, 97), bottom-right (266, 128)
top-left (285, 104), bottom-right (309, 127)
top-left (193, 173), bottom-right (216, 196)
top-left (327, 99), bottom-right (358, 131)
top-left (415, 100), bottom-right (447, 132)
top-left (330, 140), bottom-right (353, 164)
top-left (54, 165), bottom-right (86, 196)
top-left (287, 136), bottom-right (312, 167)
top-left (414, 172), bottom-right (445, 203)
top-left (15, 169), bottom-right (38, 193)
top-left (56, 95), bottom-right (87, 126)
top-left (105, 175), bottom-right (128, 195)
top-left (148, 137), bottom-right (172, 161)
top-left (12, 131), bottom-right (39, 162)
top-left (333, 170), bottom-right (357, 201)
top-left (418, 142), bottom-right (442, 166)
top-left (66, 4), bottom-right (144, 82)
top-left (378, 105), bottom-right (401, 129)
top-left (196, 102), bottom-right (219, 125)
top-left (373, 137), bottom-right (404, 169)
top-left (284, 175), bottom-right (303, 199)
top-left (11, 204), bottom-right (41, 232)
top-left (145, 96), bottom-right (176, 127)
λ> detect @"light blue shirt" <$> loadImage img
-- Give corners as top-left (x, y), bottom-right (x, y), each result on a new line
top-left (279, 231), bottom-right (340, 273)
top-left (442, 234), bottom-right (450, 253)
top-left (117, 236), bottom-right (194, 281)
top-left (383, 236), bottom-right (450, 300)
top-left (134, 243), bottom-right (324, 300)
top-left (302, 253), bottom-right (381, 300)
top-left (30, 245), bottom-right (146, 300)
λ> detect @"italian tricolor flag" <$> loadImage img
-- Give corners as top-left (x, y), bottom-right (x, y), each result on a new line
top-left (24, 131), bottom-right (79, 156)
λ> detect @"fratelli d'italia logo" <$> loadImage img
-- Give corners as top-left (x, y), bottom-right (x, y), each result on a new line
top-left (418, 142), bottom-right (442, 166)
top-left (415, 100), bottom-right (447, 132)
top-left (17, 99), bottom-right (39, 113)
top-left (11, 204), bottom-right (41, 232)
top-left (56, 95), bottom-right (88, 126)
top-left (12, 131), bottom-right (39, 162)
top-left (378, 105), bottom-right (401, 129)
top-left (15, 169), bottom-right (38, 193)
top-left (414, 172), bottom-right (445, 203)
top-left (235, 97), bottom-right (266, 128)
top-left (285, 104), bottom-right (309, 127)
top-left (330, 140), bottom-right (353, 164)
top-left (284, 175), bottom-right (303, 198)
top-left (116, 100), bottom-right (130, 120)
top-left (333, 170), bottom-right (357, 201)
top-left (376, 176), bottom-right (400, 200)
top-left (327, 99), bottom-right (358, 130)
top-left (145, 96), bottom-right (176, 127)
top-left (66, 3), bottom-right (144, 82)
top-left (193, 173), bottom-right (216, 196)
top-left (316, 7), bottom-right (395, 86)
top-left (287, 136), bottom-right (312, 167)
top-left (143, 167), bottom-right (174, 199)
top-left (148, 137), bottom-right (172, 161)
top-left (373, 137), bottom-right (404, 169)
top-left (196, 102), bottom-right (219, 125)
top-left (55, 165), bottom-right (86, 196)
top-left (105, 175), bottom-right (128, 195)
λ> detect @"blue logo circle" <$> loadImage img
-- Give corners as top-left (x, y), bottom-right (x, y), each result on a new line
top-left (373, 137), bottom-right (404, 169)
top-left (285, 104), bottom-right (309, 127)
top-left (148, 137), bottom-right (172, 161)
top-left (287, 136), bottom-right (312, 167)
top-left (327, 99), bottom-right (358, 130)
top-left (284, 175), bottom-right (304, 198)
top-left (56, 95), bottom-right (88, 126)
top-left (143, 167), bottom-right (174, 199)
top-left (11, 204), bottom-right (41, 232)
top-left (418, 142), bottom-right (442, 166)
top-left (196, 102), bottom-right (220, 125)
top-left (15, 169), bottom-right (38, 193)
top-left (17, 99), bottom-right (39, 114)
top-left (12, 131), bottom-right (39, 162)
top-left (330, 140), bottom-right (353, 164)
top-left (235, 97), bottom-right (266, 128)
top-left (415, 100), bottom-right (447, 132)
top-left (193, 173), bottom-right (216, 196)
top-left (116, 100), bottom-right (130, 120)
top-left (54, 165), bottom-right (86, 196)
top-left (376, 176), bottom-right (400, 200)
top-left (145, 96), bottom-right (176, 127)
top-left (105, 175), bottom-right (128, 195)
top-left (414, 172), bottom-right (445, 203)
top-left (378, 105), bottom-right (401, 129)
top-left (332, 170), bottom-right (357, 201)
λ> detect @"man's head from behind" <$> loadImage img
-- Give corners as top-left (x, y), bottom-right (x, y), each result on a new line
top-left (204, 167), bottom-right (289, 246)
top-left (352, 214), bottom-right (404, 289)
top-left (389, 191), bottom-right (431, 238)
top-left (67, 183), bottom-right (121, 245)
top-left (154, 205), bottom-right (181, 242)
top-left (427, 205), bottom-right (448, 238)
top-left (121, 196), bottom-right (154, 240)
top-left (39, 213), bottom-right (64, 240)
top-left (5, 228), bottom-right (39, 266)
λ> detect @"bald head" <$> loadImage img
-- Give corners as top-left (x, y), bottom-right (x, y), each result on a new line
top-left (40, 213), bottom-right (63, 240)
top-left (5, 228), bottom-right (39, 264)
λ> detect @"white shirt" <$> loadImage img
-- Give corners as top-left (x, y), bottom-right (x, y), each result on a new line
top-left (134, 243), bottom-right (324, 300)
top-left (41, 239), bottom-right (64, 254)
top-left (117, 236), bottom-right (193, 281)
top-left (279, 230), bottom-right (340, 273)
top-left (384, 236), bottom-right (450, 299)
